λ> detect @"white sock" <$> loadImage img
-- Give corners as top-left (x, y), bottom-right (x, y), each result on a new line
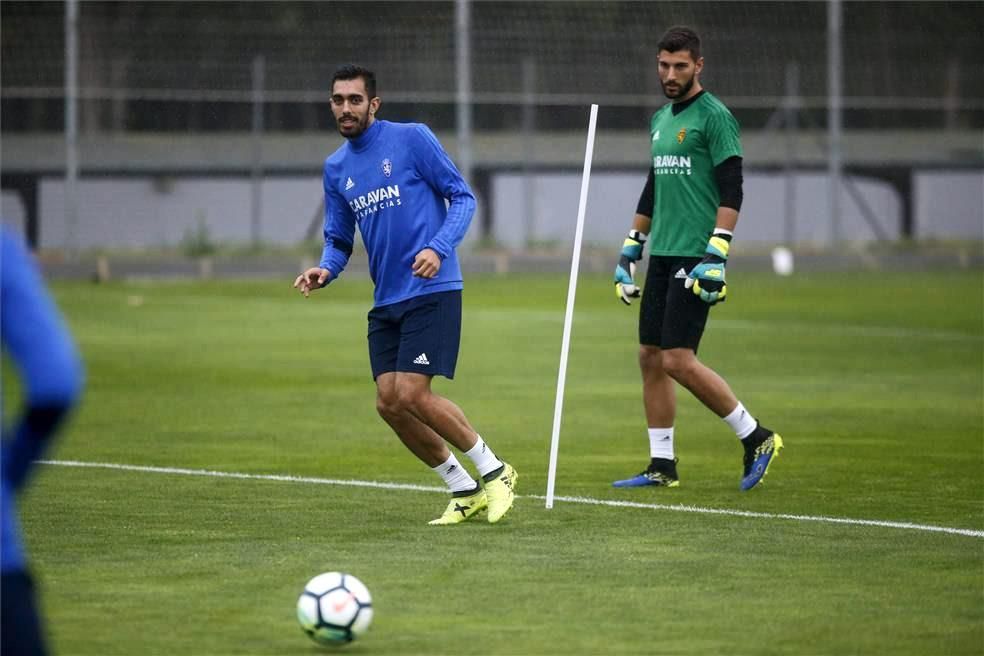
top-left (724, 402), bottom-right (758, 439)
top-left (464, 435), bottom-right (504, 478)
top-left (648, 427), bottom-right (675, 460)
top-left (432, 454), bottom-right (476, 493)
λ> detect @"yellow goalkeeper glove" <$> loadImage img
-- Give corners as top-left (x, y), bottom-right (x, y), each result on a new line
top-left (685, 232), bottom-right (730, 305)
top-left (614, 230), bottom-right (647, 305)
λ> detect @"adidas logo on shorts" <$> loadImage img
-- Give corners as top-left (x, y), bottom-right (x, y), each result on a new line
top-left (413, 353), bottom-right (430, 366)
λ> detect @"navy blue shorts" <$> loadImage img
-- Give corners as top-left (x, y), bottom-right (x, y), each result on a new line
top-left (367, 291), bottom-right (462, 380)
top-left (639, 255), bottom-right (710, 352)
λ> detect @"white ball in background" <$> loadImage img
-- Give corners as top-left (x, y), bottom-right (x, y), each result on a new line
top-left (771, 247), bottom-right (795, 276)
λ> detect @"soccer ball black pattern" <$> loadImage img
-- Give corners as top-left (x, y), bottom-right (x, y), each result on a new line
top-left (296, 572), bottom-right (373, 645)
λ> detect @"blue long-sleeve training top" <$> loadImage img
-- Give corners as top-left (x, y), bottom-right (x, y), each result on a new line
top-left (1, 227), bottom-right (84, 572)
top-left (319, 119), bottom-right (476, 308)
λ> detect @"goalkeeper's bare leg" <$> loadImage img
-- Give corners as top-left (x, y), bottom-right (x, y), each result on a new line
top-left (615, 345), bottom-right (782, 489)
top-left (612, 346), bottom-right (682, 487)
top-left (660, 347), bottom-right (782, 490)
top-left (659, 347), bottom-right (738, 417)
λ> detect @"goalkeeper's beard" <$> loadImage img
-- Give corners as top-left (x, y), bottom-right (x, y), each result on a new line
top-left (661, 75), bottom-right (695, 100)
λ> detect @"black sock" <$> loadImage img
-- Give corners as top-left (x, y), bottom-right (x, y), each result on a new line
top-left (745, 423), bottom-right (772, 448)
top-left (649, 457), bottom-right (676, 473)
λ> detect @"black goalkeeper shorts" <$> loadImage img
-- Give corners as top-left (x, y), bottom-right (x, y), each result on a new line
top-left (638, 255), bottom-right (710, 352)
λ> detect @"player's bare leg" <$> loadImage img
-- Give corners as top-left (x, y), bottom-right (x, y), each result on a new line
top-left (639, 345), bottom-right (676, 427)
top-left (612, 345), bottom-right (681, 488)
top-left (375, 372), bottom-right (450, 467)
top-left (377, 372), bottom-right (516, 523)
top-left (616, 345), bottom-right (764, 489)
top-left (376, 373), bottom-right (490, 524)
top-left (659, 347), bottom-right (737, 417)
top-left (661, 347), bottom-right (783, 490)
top-left (391, 372), bottom-right (478, 452)
top-left (393, 372), bottom-right (517, 522)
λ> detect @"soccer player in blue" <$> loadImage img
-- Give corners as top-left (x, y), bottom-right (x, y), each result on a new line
top-left (2, 227), bottom-right (84, 655)
top-left (293, 65), bottom-right (518, 525)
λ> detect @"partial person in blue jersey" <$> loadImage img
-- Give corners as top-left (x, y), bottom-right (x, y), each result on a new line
top-left (293, 65), bottom-right (517, 525)
top-left (2, 227), bottom-right (84, 656)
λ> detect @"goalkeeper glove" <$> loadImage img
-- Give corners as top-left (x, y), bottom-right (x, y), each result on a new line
top-left (614, 230), bottom-right (647, 305)
top-left (685, 232), bottom-right (731, 305)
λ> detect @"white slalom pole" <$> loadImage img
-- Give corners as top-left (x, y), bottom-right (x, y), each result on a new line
top-left (545, 104), bottom-right (598, 509)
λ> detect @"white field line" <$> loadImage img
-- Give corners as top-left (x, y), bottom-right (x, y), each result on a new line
top-left (39, 459), bottom-right (984, 539)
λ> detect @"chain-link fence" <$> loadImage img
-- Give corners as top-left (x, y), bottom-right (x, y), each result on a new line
top-left (1, 1), bottom-right (982, 254)
top-left (3, 1), bottom-right (982, 133)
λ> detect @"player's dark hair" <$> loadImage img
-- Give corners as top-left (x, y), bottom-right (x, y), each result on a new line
top-left (657, 26), bottom-right (701, 60)
top-left (331, 64), bottom-right (377, 99)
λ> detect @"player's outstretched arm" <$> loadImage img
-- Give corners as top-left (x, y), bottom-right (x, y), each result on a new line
top-left (1, 230), bottom-right (84, 490)
top-left (293, 267), bottom-right (332, 298)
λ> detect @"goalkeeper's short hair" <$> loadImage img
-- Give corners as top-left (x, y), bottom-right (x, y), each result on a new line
top-left (657, 26), bottom-right (701, 60)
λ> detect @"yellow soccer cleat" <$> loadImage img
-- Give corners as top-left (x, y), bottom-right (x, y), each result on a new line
top-left (483, 463), bottom-right (518, 524)
top-left (428, 484), bottom-right (487, 525)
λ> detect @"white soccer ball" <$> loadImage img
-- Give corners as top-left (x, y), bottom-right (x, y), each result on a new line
top-left (296, 572), bottom-right (373, 646)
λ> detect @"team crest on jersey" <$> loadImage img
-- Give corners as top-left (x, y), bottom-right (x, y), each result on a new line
top-left (676, 128), bottom-right (687, 144)
top-left (381, 158), bottom-right (393, 177)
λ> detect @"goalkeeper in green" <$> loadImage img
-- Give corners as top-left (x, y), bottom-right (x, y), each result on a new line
top-left (612, 26), bottom-right (783, 491)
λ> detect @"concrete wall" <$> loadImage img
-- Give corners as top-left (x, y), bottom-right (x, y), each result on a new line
top-left (1, 170), bottom-right (979, 250)
top-left (2, 178), bottom-right (322, 249)
top-left (914, 171), bottom-right (984, 240)
top-left (1, 191), bottom-right (27, 236)
top-left (491, 171), bottom-right (904, 249)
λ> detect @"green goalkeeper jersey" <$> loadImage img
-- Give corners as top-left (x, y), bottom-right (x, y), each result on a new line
top-left (647, 91), bottom-right (742, 257)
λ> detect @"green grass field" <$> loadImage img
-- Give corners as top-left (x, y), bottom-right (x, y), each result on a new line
top-left (9, 269), bottom-right (983, 655)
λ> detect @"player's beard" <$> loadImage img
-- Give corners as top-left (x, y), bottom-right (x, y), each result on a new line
top-left (336, 110), bottom-right (371, 139)
top-left (661, 73), bottom-right (695, 100)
